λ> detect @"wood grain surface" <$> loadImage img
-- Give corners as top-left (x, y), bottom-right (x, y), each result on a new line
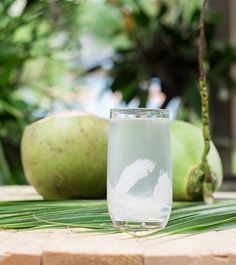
top-left (0, 186), bottom-right (236, 265)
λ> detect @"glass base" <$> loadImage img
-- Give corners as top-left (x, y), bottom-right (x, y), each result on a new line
top-left (113, 220), bottom-right (166, 231)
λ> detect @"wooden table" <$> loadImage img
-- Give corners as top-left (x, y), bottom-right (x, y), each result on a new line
top-left (0, 186), bottom-right (236, 265)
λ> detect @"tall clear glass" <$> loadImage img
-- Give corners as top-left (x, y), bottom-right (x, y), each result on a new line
top-left (107, 108), bottom-right (172, 230)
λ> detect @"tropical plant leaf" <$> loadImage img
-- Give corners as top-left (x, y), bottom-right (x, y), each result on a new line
top-left (0, 199), bottom-right (236, 237)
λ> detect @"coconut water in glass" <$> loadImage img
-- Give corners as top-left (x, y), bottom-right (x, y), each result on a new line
top-left (107, 109), bottom-right (172, 230)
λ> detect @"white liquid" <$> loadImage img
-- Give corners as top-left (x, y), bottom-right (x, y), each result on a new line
top-left (107, 118), bottom-right (172, 228)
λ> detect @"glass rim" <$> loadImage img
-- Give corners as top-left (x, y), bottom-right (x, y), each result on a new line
top-left (110, 108), bottom-right (169, 119)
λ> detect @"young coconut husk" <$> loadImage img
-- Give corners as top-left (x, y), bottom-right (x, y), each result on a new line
top-left (171, 120), bottom-right (222, 201)
top-left (21, 111), bottom-right (108, 199)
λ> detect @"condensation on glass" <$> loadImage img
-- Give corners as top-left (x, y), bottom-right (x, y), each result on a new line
top-left (107, 108), bottom-right (172, 230)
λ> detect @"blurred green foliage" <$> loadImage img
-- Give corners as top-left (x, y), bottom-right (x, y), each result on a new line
top-left (0, 0), bottom-right (80, 184)
top-left (88, 0), bottom-right (236, 114)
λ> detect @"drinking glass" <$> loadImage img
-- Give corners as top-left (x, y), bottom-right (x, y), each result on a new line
top-left (107, 108), bottom-right (172, 230)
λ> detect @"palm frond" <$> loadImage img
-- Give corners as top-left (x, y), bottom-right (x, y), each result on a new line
top-left (0, 199), bottom-right (236, 237)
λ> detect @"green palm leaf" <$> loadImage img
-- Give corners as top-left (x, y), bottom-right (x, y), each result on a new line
top-left (0, 199), bottom-right (236, 237)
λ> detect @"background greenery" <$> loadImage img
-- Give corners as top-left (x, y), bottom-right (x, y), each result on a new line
top-left (0, 0), bottom-right (235, 185)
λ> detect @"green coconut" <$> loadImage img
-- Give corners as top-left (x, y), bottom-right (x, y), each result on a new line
top-left (21, 111), bottom-right (108, 199)
top-left (171, 120), bottom-right (223, 201)
top-left (22, 112), bottom-right (222, 201)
